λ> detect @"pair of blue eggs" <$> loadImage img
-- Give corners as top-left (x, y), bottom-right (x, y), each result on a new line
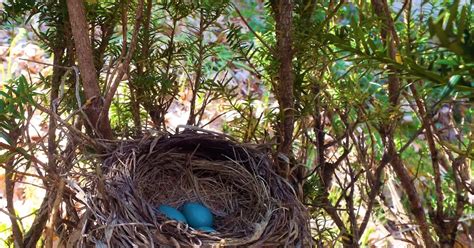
top-left (157, 202), bottom-right (216, 233)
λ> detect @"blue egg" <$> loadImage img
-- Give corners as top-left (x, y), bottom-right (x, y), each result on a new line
top-left (157, 205), bottom-right (187, 223)
top-left (197, 226), bottom-right (216, 233)
top-left (181, 202), bottom-right (213, 228)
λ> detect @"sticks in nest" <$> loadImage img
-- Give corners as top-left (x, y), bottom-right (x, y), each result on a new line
top-left (64, 131), bottom-right (310, 247)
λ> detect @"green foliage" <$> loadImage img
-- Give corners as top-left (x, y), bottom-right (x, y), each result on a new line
top-left (1, 0), bottom-right (473, 246)
top-left (428, 0), bottom-right (474, 62)
top-left (0, 76), bottom-right (36, 143)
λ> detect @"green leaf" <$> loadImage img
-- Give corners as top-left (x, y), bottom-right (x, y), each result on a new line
top-left (445, 0), bottom-right (460, 35)
top-left (0, 131), bottom-right (13, 145)
top-left (435, 59), bottom-right (458, 67)
top-left (0, 152), bottom-right (15, 163)
top-left (458, 7), bottom-right (468, 40)
top-left (440, 75), bottom-right (461, 100)
top-left (430, 20), bottom-right (450, 45)
top-left (0, 91), bottom-right (11, 100)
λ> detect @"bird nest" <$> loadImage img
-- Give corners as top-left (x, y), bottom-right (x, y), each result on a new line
top-left (66, 129), bottom-right (309, 247)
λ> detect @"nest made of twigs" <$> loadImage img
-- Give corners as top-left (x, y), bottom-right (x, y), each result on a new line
top-left (66, 128), bottom-right (309, 247)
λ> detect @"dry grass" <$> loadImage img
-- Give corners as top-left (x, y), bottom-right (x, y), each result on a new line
top-left (64, 129), bottom-right (309, 247)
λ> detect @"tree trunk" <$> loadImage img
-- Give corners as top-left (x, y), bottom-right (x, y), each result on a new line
top-left (66, 0), bottom-right (113, 139)
top-left (371, 0), bottom-right (436, 246)
top-left (271, 0), bottom-right (295, 158)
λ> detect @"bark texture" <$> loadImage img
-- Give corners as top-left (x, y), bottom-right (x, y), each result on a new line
top-left (371, 0), bottom-right (436, 246)
top-left (272, 0), bottom-right (295, 157)
top-left (66, 0), bottom-right (113, 139)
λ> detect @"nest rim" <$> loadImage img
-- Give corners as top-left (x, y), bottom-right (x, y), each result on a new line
top-left (66, 129), bottom-right (310, 247)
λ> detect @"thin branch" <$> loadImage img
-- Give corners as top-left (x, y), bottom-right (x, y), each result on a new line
top-left (45, 179), bottom-right (65, 248)
top-left (232, 4), bottom-right (275, 54)
top-left (66, 0), bottom-right (114, 139)
top-left (4, 128), bottom-right (24, 248)
top-left (187, 8), bottom-right (205, 126)
top-left (101, 0), bottom-right (145, 116)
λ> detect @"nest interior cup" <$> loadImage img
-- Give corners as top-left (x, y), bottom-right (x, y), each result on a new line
top-left (68, 129), bottom-right (309, 247)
